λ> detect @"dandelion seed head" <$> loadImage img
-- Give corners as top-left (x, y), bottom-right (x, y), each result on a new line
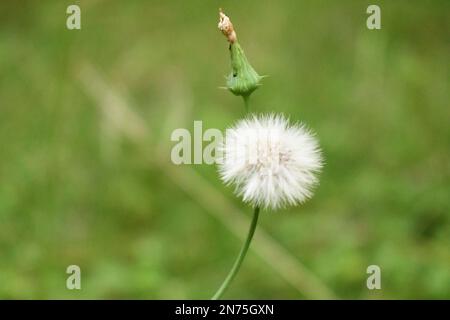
top-left (218, 113), bottom-right (323, 210)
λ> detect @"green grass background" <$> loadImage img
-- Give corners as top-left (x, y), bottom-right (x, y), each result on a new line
top-left (0, 0), bottom-right (449, 299)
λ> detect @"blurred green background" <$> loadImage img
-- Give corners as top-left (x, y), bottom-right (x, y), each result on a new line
top-left (0, 0), bottom-right (449, 299)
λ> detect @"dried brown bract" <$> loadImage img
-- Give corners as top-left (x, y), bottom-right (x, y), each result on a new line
top-left (218, 9), bottom-right (237, 43)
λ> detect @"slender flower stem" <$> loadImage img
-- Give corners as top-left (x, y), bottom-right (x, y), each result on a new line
top-left (212, 83), bottom-right (257, 299)
top-left (212, 206), bottom-right (260, 300)
top-left (243, 95), bottom-right (250, 113)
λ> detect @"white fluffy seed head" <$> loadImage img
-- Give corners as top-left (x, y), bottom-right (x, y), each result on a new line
top-left (218, 113), bottom-right (323, 210)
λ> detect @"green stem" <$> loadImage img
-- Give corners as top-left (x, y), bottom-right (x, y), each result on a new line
top-left (243, 95), bottom-right (250, 113)
top-left (211, 206), bottom-right (260, 300)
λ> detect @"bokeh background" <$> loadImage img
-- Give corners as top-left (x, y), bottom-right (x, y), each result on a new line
top-left (0, 0), bottom-right (449, 299)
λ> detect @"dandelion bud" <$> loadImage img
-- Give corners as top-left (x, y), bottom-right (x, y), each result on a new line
top-left (218, 9), bottom-right (262, 98)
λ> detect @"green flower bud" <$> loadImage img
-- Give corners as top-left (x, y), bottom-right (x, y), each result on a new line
top-left (218, 9), bottom-right (262, 99)
top-left (226, 42), bottom-right (262, 97)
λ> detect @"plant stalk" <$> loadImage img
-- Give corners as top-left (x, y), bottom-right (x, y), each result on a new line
top-left (243, 95), bottom-right (250, 113)
top-left (211, 206), bottom-right (260, 300)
